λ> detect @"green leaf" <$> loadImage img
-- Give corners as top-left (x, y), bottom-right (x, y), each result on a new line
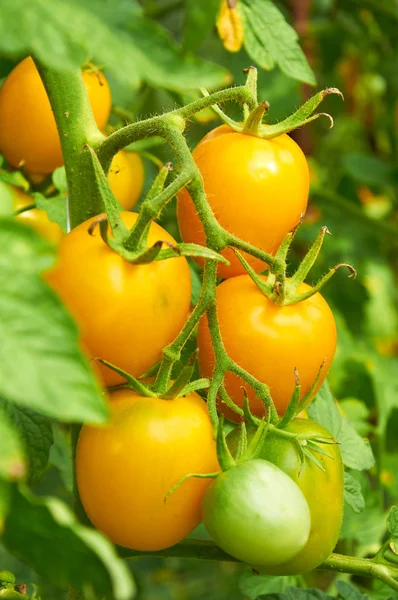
top-left (342, 153), bottom-right (395, 186)
top-left (33, 192), bottom-right (68, 233)
top-left (240, 7), bottom-right (273, 70)
top-left (335, 580), bottom-right (371, 600)
top-left (338, 398), bottom-right (372, 437)
top-left (338, 419), bottom-right (375, 471)
top-left (52, 167), bottom-right (68, 194)
top-left (0, 411), bottom-right (25, 481)
top-left (2, 486), bottom-right (135, 600)
top-left (344, 471), bottom-right (365, 514)
top-left (0, 399), bottom-right (53, 483)
top-left (387, 506), bottom-right (398, 542)
top-left (340, 473), bottom-right (385, 548)
top-left (308, 382), bottom-right (375, 471)
top-left (307, 381), bottom-right (343, 438)
top-left (183, 0), bottom-right (221, 52)
top-left (128, 17), bottom-right (229, 92)
top-left (239, 568), bottom-right (296, 599)
top-left (0, 0), bottom-right (228, 91)
top-left (239, 0), bottom-right (316, 85)
top-left (49, 424), bottom-right (73, 492)
top-left (0, 219), bottom-right (108, 424)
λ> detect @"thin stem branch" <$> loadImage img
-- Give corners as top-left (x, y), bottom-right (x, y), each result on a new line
top-left (154, 260), bottom-right (217, 395)
top-left (119, 541), bottom-right (398, 591)
top-left (125, 170), bottom-right (193, 251)
top-left (97, 86), bottom-right (256, 172)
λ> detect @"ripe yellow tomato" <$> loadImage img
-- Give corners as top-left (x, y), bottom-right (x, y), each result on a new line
top-left (46, 212), bottom-right (191, 386)
top-left (77, 388), bottom-right (219, 551)
top-left (12, 185), bottom-right (63, 243)
top-left (108, 150), bottom-right (145, 210)
top-left (198, 275), bottom-right (336, 420)
top-left (177, 125), bottom-right (309, 278)
top-left (0, 57), bottom-right (112, 175)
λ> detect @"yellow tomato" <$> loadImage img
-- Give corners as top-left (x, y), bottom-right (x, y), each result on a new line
top-left (198, 275), bottom-right (336, 419)
top-left (0, 57), bottom-right (112, 175)
top-left (46, 212), bottom-right (192, 386)
top-left (108, 151), bottom-right (145, 210)
top-left (177, 125), bottom-right (309, 278)
top-left (77, 388), bottom-right (219, 551)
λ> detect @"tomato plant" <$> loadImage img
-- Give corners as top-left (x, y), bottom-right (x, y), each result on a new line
top-left (228, 419), bottom-right (344, 574)
top-left (46, 211), bottom-right (192, 386)
top-left (0, 57), bottom-right (111, 175)
top-left (202, 458), bottom-right (311, 568)
top-left (0, 2), bottom-right (397, 599)
top-left (198, 275), bottom-right (336, 419)
top-left (77, 388), bottom-right (218, 551)
top-left (177, 124), bottom-right (309, 278)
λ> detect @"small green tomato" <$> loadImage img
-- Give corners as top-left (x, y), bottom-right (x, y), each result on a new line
top-left (202, 459), bottom-right (311, 567)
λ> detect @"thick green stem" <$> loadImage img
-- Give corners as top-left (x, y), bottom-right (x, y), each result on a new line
top-left (34, 60), bottom-right (105, 228)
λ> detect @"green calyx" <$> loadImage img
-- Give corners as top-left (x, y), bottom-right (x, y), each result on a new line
top-left (229, 391), bottom-right (337, 475)
top-left (101, 354), bottom-right (210, 401)
top-left (235, 222), bottom-right (357, 307)
top-left (204, 66), bottom-right (344, 139)
top-left (86, 147), bottom-right (230, 266)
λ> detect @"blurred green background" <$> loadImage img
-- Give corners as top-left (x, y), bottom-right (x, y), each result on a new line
top-left (0, 0), bottom-right (397, 598)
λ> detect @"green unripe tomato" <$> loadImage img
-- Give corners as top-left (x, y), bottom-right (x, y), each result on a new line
top-left (202, 459), bottom-right (311, 568)
top-left (227, 419), bottom-right (344, 574)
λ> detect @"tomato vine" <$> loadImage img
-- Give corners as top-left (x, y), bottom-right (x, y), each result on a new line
top-left (33, 58), bottom-right (398, 596)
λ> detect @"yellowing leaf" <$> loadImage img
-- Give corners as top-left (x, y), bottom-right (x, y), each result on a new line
top-left (217, 0), bottom-right (243, 52)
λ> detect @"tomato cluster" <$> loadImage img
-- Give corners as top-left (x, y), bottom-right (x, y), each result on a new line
top-left (0, 59), bottom-right (345, 575)
top-left (71, 122), bottom-right (341, 572)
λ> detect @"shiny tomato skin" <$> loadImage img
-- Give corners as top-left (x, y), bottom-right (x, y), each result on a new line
top-left (12, 186), bottom-right (63, 244)
top-left (77, 388), bottom-right (219, 551)
top-left (228, 419), bottom-right (344, 574)
top-left (198, 275), bottom-right (336, 419)
top-left (177, 125), bottom-right (309, 278)
top-left (0, 57), bottom-right (111, 175)
top-left (108, 150), bottom-right (145, 210)
top-left (202, 459), bottom-right (311, 567)
top-left (46, 212), bottom-right (191, 386)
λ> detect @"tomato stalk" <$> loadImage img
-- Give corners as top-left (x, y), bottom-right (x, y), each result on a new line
top-left (33, 59), bottom-right (105, 229)
top-left (117, 540), bottom-right (398, 591)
